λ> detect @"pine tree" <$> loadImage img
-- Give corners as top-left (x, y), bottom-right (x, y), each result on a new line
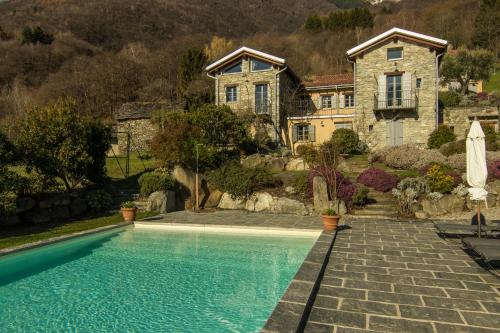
top-left (472, 0), bottom-right (499, 58)
top-left (304, 14), bottom-right (323, 32)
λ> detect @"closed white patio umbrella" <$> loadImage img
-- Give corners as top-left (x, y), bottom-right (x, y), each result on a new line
top-left (466, 120), bottom-right (488, 238)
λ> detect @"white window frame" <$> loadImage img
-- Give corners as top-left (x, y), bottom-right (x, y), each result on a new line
top-left (250, 59), bottom-right (273, 72)
top-left (321, 95), bottom-right (332, 109)
top-left (225, 86), bottom-right (237, 102)
top-left (387, 47), bottom-right (403, 61)
top-left (297, 124), bottom-right (310, 141)
top-left (344, 94), bottom-right (355, 108)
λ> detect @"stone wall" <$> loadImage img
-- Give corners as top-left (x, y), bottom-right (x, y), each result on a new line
top-left (443, 106), bottom-right (499, 139)
top-left (354, 39), bottom-right (438, 150)
top-left (116, 119), bottom-right (157, 155)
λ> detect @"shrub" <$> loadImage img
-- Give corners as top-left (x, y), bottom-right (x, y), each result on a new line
top-left (487, 160), bottom-right (500, 180)
top-left (17, 99), bottom-right (111, 190)
top-left (425, 164), bottom-right (454, 193)
top-left (138, 170), bottom-right (176, 197)
top-left (291, 171), bottom-right (308, 198)
top-left (482, 125), bottom-right (500, 151)
top-left (295, 144), bottom-right (318, 166)
top-left (306, 167), bottom-right (356, 204)
top-left (397, 169), bottom-right (420, 179)
top-left (352, 186), bottom-right (369, 206)
top-left (85, 190), bottom-right (113, 212)
top-left (329, 128), bottom-right (360, 154)
top-left (207, 162), bottom-right (279, 199)
top-left (428, 125), bottom-right (456, 149)
top-left (419, 163), bottom-right (462, 187)
top-left (377, 145), bottom-right (446, 170)
top-left (440, 139), bottom-right (466, 156)
top-left (121, 201), bottom-right (136, 209)
top-left (356, 168), bottom-right (400, 192)
top-left (392, 177), bottom-right (428, 216)
top-left (0, 132), bottom-right (17, 166)
top-left (0, 191), bottom-right (17, 217)
top-left (446, 153), bottom-right (466, 171)
top-left (439, 91), bottom-right (461, 107)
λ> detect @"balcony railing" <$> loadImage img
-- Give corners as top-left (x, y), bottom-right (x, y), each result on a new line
top-left (255, 101), bottom-right (272, 114)
top-left (374, 90), bottom-right (418, 111)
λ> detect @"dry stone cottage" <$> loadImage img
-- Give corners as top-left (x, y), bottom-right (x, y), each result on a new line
top-left (205, 27), bottom-right (450, 152)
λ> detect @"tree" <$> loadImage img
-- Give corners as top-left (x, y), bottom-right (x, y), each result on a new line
top-left (304, 14), bottom-right (323, 32)
top-left (17, 99), bottom-right (111, 190)
top-left (177, 47), bottom-right (208, 98)
top-left (21, 26), bottom-right (54, 45)
top-left (440, 47), bottom-right (496, 95)
top-left (472, 0), bottom-right (500, 58)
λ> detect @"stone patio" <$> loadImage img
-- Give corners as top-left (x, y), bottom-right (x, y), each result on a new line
top-left (305, 218), bottom-right (500, 333)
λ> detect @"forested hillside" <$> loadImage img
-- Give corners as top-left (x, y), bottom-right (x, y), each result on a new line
top-left (0, 0), bottom-right (495, 127)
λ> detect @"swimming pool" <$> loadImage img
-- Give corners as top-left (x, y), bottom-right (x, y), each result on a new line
top-left (0, 225), bottom-right (317, 332)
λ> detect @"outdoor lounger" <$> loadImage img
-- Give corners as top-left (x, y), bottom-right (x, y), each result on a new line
top-left (434, 223), bottom-right (499, 237)
top-left (462, 237), bottom-right (500, 265)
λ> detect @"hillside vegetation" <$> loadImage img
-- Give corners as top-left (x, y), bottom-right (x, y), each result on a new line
top-left (0, 0), bottom-right (494, 130)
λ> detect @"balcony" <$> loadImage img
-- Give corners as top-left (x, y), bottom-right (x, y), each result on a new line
top-left (374, 90), bottom-right (418, 111)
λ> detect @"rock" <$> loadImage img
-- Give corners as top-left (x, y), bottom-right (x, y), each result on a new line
top-left (52, 195), bottom-right (71, 207)
top-left (267, 157), bottom-right (286, 172)
top-left (38, 199), bottom-right (53, 209)
top-left (439, 194), bottom-right (465, 214)
top-left (24, 209), bottom-right (51, 224)
top-left (246, 192), bottom-right (274, 212)
top-left (1, 214), bottom-right (20, 226)
top-left (415, 211), bottom-right (429, 219)
top-left (285, 158), bottom-right (308, 171)
top-left (313, 176), bottom-right (329, 214)
top-left (241, 154), bottom-right (266, 169)
top-left (51, 206), bottom-right (70, 220)
top-left (16, 197), bottom-right (36, 213)
top-left (218, 193), bottom-right (246, 210)
top-left (422, 199), bottom-right (447, 216)
top-left (147, 191), bottom-right (176, 213)
top-left (173, 165), bottom-right (197, 196)
top-left (70, 197), bottom-right (87, 217)
top-left (489, 180), bottom-right (500, 195)
top-left (332, 199), bottom-right (347, 216)
top-left (203, 189), bottom-right (223, 208)
top-left (487, 193), bottom-right (497, 208)
top-left (272, 197), bottom-right (310, 216)
top-left (285, 186), bottom-right (297, 194)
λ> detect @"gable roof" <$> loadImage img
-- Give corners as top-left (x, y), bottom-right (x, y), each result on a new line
top-left (114, 102), bottom-right (182, 121)
top-left (302, 73), bottom-right (354, 88)
top-left (347, 27), bottom-right (448, 58)
top-left (205, 46), bottom-right (285, 73)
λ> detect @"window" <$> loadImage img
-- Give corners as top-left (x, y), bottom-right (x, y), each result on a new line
top-left (416, 78), bottom-right (422, 89)
top-left (386, 75), bottom-right (402, 107)
top-left (225, 86), bottom-right (237, 102)
top-left (321, 95), bottom-right (332, 108)
top-left (387, 47), bottom-right (403, 61)
top-left (223, 61), bottom-right (242, 74)
top-left (255, 84), bottom-right (268, 114)
top-left (297, 124), bottom-right (310, 141)
top-left (251, 59), bottom-right (272, 71)
top-left (345, 94), bottom-right (354, 108)
top-left (335, 122), bottom-right (353, 130)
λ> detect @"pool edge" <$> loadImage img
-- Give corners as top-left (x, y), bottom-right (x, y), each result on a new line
top-left (261, 229), bottom-right (338, 333)
top-left (0, 221), bottom-right (133, 257)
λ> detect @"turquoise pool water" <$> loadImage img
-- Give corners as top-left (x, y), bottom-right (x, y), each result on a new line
top-left (0, 226), bottom-right (316, 332)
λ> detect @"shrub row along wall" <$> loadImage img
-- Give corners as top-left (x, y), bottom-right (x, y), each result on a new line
top-left (5, 191), bottom-right (90, 226)
top-left (444, 106), bottom-right (499, 140)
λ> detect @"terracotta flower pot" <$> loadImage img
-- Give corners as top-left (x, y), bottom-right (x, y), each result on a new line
top-left (121, 207), bottom-right (137, 222)
top-left (321, 215), bottom-right (340, 231)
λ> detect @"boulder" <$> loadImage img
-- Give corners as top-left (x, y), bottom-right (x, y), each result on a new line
top-left (241, 154), bottom-right (266, 169)
top-left (51, 206), bottom-right (70, 220)
top-left (487, 193), bottom-right (497, 208)
top-left (246, 192), bottom-right (274, 212)
top-left (422, 199), bottom-right (447, 216)
top-left (24, 209), bottom-right (51, 224)
top-left (285, 158), bottom-right (308, 171)
top-left (313, 176), bottom-right (329, 214)
top-left (285, 186), bottom-right (297, 194)
top-left (70, 197), bottom-right (87, 217)
top-left (16, 197), bottom-right (36, 213)
top-left (439, 194), bottom-right (465, 214)
top-left (1, 214), bottom-right (20, 226)
top-left (267, 157), bottom-right (286, 172)
top-left (218, 193), bottom-right (246, 210)
top-left (332, 199), bottom-right (347, 216)
top-left (489, 180), bottom-right (500, 196)
top-left (415, 210), bottom-right (429, 219)
top-left (202, 189), bottom-right (223, 208)
top-left (147, 191), bottom-right (176, 213)
top-left (173, 165), bottom-right (197, 196)
top-left (38, 199), bottom-right (53, 209)
top-left (52, 194), bottom-right (71, 207)
top-left (272, 197), bottom-right (310, 216)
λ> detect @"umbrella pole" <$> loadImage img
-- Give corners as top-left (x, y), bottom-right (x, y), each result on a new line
top-left (477, 201), bottom-right (481, 238)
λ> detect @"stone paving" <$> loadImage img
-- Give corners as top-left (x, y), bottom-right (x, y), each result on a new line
top-left (304, 218), bottom-right (500, 333)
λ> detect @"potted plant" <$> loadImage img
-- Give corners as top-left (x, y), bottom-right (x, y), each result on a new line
top-left (120, 201), bottom-right (137, 222)
top-left (322, 208), bottom-right (340, 231)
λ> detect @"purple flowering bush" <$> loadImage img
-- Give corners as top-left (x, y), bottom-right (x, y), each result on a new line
top-left (356, 168), bottom-right (400, 193)
top-left (488, 160), bottom-right (500, 180)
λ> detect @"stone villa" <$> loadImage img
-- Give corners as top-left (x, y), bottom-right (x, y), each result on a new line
top-left (205, 27), bottom-right (450, 152)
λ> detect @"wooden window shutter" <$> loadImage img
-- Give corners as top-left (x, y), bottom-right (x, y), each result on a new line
top-left (333, 94), bottom-right (338, 108)
top-left (339, 94), bottom-right (345, 109)
top-left (309, 125), bottom-right (316, 142)
top-left (292, 125), bottom-right (298, 142)
top-left (402, 72), bottom-right (412, 101)
top-left (317, 96), bottom-right (322, 109)
top-left (378, 74), bottom-right (386, 109)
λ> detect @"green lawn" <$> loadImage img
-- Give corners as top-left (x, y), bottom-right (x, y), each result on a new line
top-left (106, 152), bottom-right (159, 179)
top-left (0, 211), bottom-right (157, 250)
top-left (484, 64), bottom-right (500, 93)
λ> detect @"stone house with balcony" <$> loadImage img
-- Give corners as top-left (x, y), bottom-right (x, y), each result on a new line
top-left (347, 28), bottom-right (448, 149)
top-left (206, 28), bottom-right (449, 152)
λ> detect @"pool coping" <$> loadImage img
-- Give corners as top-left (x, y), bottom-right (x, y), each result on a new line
top-left (0, 222), bottom-right (132, 257)
top-left (261, 229), bottom-right (338, 333)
